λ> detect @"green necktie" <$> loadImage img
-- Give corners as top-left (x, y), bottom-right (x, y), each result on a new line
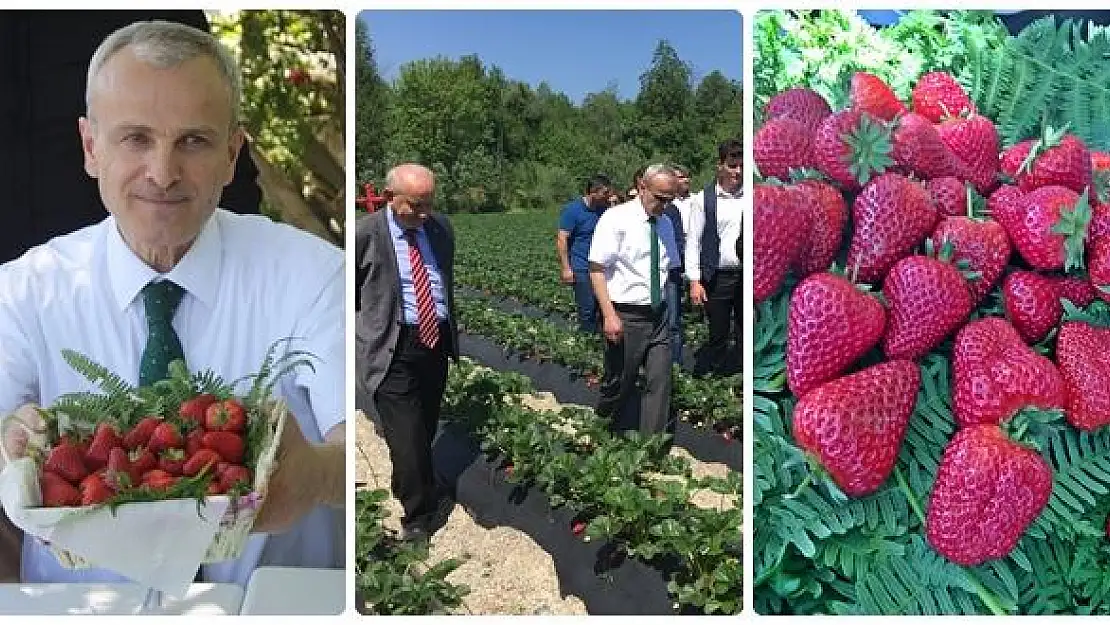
top-left (139, 280), bottom-right (186, 386)
top-left (649, 216), bottom-right (661, 309)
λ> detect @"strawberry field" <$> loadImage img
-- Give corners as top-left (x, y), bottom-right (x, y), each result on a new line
top-left (754, 11), bottom-right (1110, 615)
top-left (443, 212), bottom-right (742, 614)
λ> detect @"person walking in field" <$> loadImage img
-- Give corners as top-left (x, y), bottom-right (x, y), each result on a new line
top-left (685, 138), bottom-right (744, 376)
top-left (557, 174), bottom-right (614, 333)
top-left (355, 163), bottom-right (458, 543)
top-left (588, 164), bottom-right (681, 434)
top-left (662, 164), bottom-right (691, 365)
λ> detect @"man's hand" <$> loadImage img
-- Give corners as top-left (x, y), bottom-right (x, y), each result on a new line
top-left (690, 281), bottom-right (708, 307)
top-left (560, 268), bottom-right (575, 285)
top-left (251, 418), bottom-right (344, 535)
top-left (1, 405), bottom-right (46, 470)
top-left (602, 313), bottom-right (623, 344)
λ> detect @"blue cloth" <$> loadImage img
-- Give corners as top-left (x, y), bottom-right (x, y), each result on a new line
top-left (572, 270), bottom-right (599, 333)
top-left (662, 201), bottom-right (685, 270)
top-left (700, 182), bottom-right (720, 286)
top-left (558, 198), bottom-right (604, 273)
top-left (666, 277), bottom-right (683, 365)
top-left (388, 207), bottom-right (448, 324)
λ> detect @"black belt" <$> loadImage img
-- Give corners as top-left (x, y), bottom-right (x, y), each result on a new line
top-left (716, 266), bottom-right (742, 274)
top-left (613, 302), bottom-right (665, 316)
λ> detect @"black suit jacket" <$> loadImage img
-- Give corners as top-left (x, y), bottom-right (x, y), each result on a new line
top-left (354, 209), bottom-right (459, 415)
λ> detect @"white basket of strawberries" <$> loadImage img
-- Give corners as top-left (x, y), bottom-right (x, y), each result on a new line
top-left (0, 341), bottom-right (313, 594)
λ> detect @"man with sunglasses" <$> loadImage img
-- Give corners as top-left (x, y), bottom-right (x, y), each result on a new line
top-left (686, 138), bottom-right (744, 376)
top-left (588, 164), bottom-right (681, 435)
top-left (355, 163), bottom-right (458, 542)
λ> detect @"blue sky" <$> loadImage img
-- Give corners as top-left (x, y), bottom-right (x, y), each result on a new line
top-left (362, 10), bottom-right (742, 104)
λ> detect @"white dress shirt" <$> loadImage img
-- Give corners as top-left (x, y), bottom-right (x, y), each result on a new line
top-left (587, 199), bottom-right (680, 306)
top-left (671, 194), bottom-right (696, 232)
top-left (684, 184), bottom-right (745, 283)
top-left (0, 209), bottom-right (345, 586)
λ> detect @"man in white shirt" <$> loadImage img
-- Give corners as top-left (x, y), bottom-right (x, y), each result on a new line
top-left (588, 164), bottom-right (681, 434)
top-left (685, 139), bottom-right (744, 376)
top-left (0, 20), bottom-right (344, 588)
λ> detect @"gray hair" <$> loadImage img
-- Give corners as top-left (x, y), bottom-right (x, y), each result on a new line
top-left (642, 163), bottom-right (676, 183)
top-left (86, 20), bottom-right (241, 126)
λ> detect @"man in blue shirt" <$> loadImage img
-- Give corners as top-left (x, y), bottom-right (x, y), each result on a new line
top-left (557, 174), bottom-right (614, 332)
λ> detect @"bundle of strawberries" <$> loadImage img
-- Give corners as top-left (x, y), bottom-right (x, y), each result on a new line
top-left (39, 394), bottom-right (253, 508)
top-left (754, 71), bottom-right (1110, 567)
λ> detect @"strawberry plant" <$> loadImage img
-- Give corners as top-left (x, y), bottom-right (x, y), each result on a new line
top-left (355, 489), bottom-right (469, 615)
top-left (444, 359), bottom-right (740, 614)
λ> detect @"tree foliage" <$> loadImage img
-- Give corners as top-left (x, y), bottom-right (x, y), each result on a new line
top-left (356, 30), bottom-right (742, 213)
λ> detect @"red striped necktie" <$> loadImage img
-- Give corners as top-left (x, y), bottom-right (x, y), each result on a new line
top-left (405, 230), bottom-right (440, 349)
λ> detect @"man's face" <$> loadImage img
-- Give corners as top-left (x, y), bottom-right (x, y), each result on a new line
top-left (586, 187), bottom-right (611, 209)
top-left (387, 175), bottom-right (435, 230)
top-left (675, 172), bottom-right (690, 196)
top-left (78, 49), bottom-right (242, 254)
top-left (717, 155), bottom-right (742, 193)
top-left (639, 173), bottom-right (678, 217)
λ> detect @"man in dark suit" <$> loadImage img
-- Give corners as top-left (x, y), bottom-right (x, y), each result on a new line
top-left (355, 163), bottom-right (459, 541)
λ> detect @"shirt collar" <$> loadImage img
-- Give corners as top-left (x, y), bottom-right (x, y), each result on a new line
top-left (107, 210), bottom-right (223, 312)
top-left (386, 205), bottom-right (425, 239)
top-left (715, 183), bottom-right (743, 199)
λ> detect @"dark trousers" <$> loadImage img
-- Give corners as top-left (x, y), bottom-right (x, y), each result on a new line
top-left (572, 270), bottom-right (599, 332)
top-left (373, 323), bottom-right (449, 527)
top-left (698, 268), bottom-right (742, 375)
top-left (666, 272), bottom-right (684, 365)
top-left (597, 304), bottom-right (673, 434)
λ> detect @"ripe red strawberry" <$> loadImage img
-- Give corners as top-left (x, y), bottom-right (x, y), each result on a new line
top-left (105, 447), bottom-right (134, 490)
top-left (183, 449), bottom-right (222, 477)
top-left (926, 424), bottom-right (1051, 566)
top-left (130, 448), bottom-right (157, 478)
top-left (986, 184), bottom-right (1024, 225)
top-left (929, 216), bottom-right (1011, 304)
top-left (764, 87), bottom-right (831, 131)
top-left (85, 422), bottom-right (122, 472)
top-left (912, 71), bottom-right (975, 122)
top-left (937, 114), bottom-right (1000, 194)
top-left (927, 177), bottom-right (968, 218)
top-left (792, 360), bottom-right (921, 497)
top-left (185, 428), bottom-right (205, 457)
top-left (1094, 152), bottom-right (1110, 172)
top-left (849, 72), bottom-right (907, 121)
top-left (179, 393), bottom-right (217, 428)
top-left (158, 449), bottom-right (186, 476)
top-left (754, 118), bottom-right (813, 180)
top-left (205, 399), bottom-right (246, 433)
top-left (1089, 236), bottom-right (1110, 303)
top-left (882, 248), bottom-right (975, 361)
top-left (202, 431), bottom-right (244, 464)
top-left (56, 434), bottom-right (88, 459)
top-left (79, 473), bottom-right (114, 506)
top-left (952, 317), bottom-right (1068, 428)
top-left (219, 465), bottom-right (252, 491)
top-left (1058, 321), bottom-right (1110, 431)
top-left (148, 422), bottom-right (182, 454)
top-left (1090, 201), bottom-right (1110, 241)
top-left (1000, 140), bottom-right (1034, 179)
top-left (846, 173), bottom-right (938, 283)
top-left (891, 112), bottom-right (969, 181)
top-left (40, 471), bottom-right (81, 507)
top-left (142, 469), bottom-right (177, 491)
top-left (44, 441), bottom-right (88, 484)
top-left (754, 184), bottom-right (812, 303)
top-left (1002, 271), bottom-right (1062, 344)
top-left (996, 186), bottom-right (1090, 272)
top-left (123, 417), bottom-right (160, 451)
top-left (787, 273), bottom-right (886, 397)
top-left (793, 179), bottom-right (847, 276)
top-left (1055, 275), bottom-right (1098, 307)
top-left (1015, 128), bottom-right (1093, 194)
top-left (206, 482), bottom-right (223, 496)
top-left (812, 109), bottom-right (892, 191)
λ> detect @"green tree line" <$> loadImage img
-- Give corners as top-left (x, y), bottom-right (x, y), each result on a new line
top-left (355, 20), bottom-right (742, 213)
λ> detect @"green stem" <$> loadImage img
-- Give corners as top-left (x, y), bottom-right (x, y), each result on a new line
top-left (894, 465), bottom-right (926, 526)
top-left (787, 473), bottom-right (813, 499)
top-left (965, 570), bottom-right (1008, 616)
